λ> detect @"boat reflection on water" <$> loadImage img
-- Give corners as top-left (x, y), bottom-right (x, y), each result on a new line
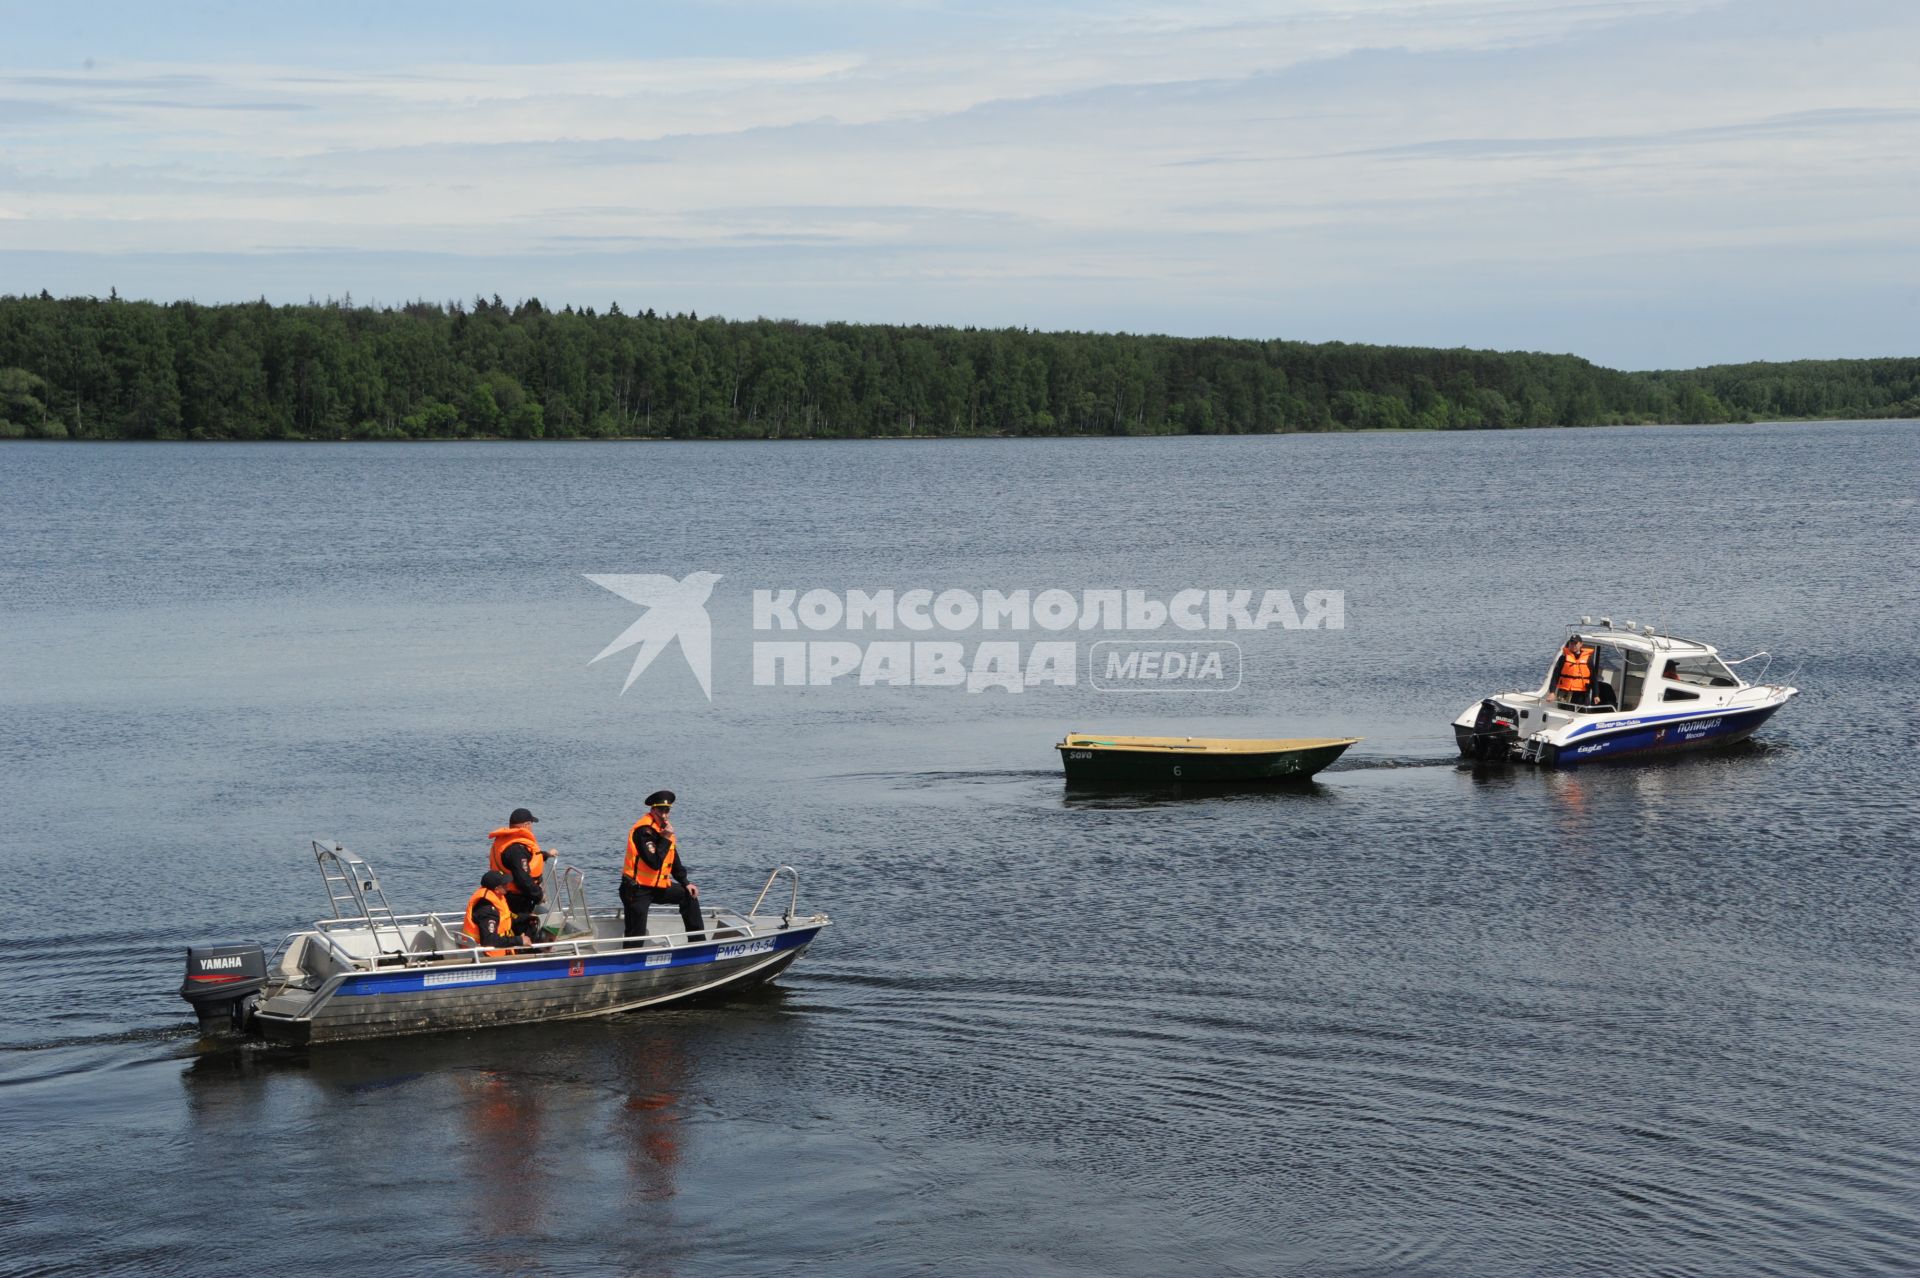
top-left (1542, 768), bottom-right (1594, 832)
top-left (1458, 736), bottom-right (1789, 842)
top-left (179, 1028), bottom-right (694, 1213)
top-left (619, 1029), bottom-right (688, 1203)
top-left (173, 994), bottom-right (828, 1221)
top-left (1061, 777), bottom-right (1337, 808)
top-left (463, 1066), bottom-right (548, 1235)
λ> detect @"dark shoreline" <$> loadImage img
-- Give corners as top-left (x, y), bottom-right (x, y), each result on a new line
top-left (2, 416), bottom-right (1914, 444)
top-left (6, 295), bottom-right (1917, 443)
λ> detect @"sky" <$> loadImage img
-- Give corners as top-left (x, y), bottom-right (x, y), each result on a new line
top-left (1, 0), bottom-right (1916, 369)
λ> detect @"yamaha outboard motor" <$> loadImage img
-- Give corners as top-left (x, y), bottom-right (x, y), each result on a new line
top-left (1464, 698), bottom-right (1520, 762)
top-left (180, 943), bottom-right (267, 1035)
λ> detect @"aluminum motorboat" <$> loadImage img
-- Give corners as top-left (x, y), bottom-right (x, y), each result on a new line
top-left (1453, 618), bottom-right (1797, 766)
top-left (181, 842), bottom-right (830, 1045)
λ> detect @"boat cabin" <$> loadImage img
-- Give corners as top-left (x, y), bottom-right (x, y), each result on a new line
top-left (1540, 621), bottom-right (1745, 715)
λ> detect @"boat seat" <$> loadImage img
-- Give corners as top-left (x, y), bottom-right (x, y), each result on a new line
top-left (311, 930), bottom-right (415, 973)
top-left (402, 916), bottom-right (473, 956)
top-left (325, 932), bottom-right (388, 963)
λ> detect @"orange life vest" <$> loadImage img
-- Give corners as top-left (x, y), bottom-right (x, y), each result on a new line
top-left (463, 885), bottom-right (516, 956)
top-left (624, 812), bottom-right (677, 890)
top-left (487, 826), bottom-right (545, 892)
top-left (1555, 642), bottom-right (1595, 694)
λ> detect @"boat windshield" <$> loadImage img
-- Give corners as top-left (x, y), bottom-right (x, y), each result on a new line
top-left (1663, 654), bottom-right (1740, 688)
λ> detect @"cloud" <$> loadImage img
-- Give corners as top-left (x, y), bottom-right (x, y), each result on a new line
top-left (0, 97), bottom-right (97, 124)
top-left (1, 0), bottom-right (1916, 366)
top-left (110, 98), bottom-right (317, 113)
top-left (0, 162), bottom-right (382, 198)
top-left (1350, 107), bottom-right (1920, 160)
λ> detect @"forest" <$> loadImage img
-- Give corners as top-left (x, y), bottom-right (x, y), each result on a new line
top-left (1, 292), bottom-right (1915, 440)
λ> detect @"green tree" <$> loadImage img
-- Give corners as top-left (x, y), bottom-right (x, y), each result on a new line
top-left (0, 367), bottom-right (54, 436)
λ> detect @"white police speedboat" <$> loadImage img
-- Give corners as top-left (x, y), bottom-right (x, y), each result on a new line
top-left (181, 843), bottom-right (830, 1045)
top-left (1453, 618), bottom-right (1797, 766)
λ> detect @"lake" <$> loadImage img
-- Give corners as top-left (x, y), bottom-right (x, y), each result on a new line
top-left (1, 422), bottom-right (1915, 1275)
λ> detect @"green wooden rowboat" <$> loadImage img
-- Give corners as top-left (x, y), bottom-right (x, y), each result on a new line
top-left (1056, 732), bottom-right (1360, 786)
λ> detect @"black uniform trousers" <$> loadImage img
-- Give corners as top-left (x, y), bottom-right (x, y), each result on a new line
top-left (619, 877), bottom-right (704, 942)
top-left (504, 891), bottom-right (541, 938)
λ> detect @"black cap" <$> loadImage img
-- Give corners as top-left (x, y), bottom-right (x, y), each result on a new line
top-left (645, 789), bottom-right (675, 808)
top-left (509, 807), bottom-right (537, 825)
top-left (481, 870), bottom-right (510, 889)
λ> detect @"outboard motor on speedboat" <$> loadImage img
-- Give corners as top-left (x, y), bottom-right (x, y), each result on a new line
top-left (180, 943), bottom-right (267, 1034)
top-left (1463, 698), bottom-right (1520, 762)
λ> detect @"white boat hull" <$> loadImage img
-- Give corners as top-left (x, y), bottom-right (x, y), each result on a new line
top-left (1452, 623), bottom-right (1797, 767)
top-left (1453, 693), bottom-right (1792, 766)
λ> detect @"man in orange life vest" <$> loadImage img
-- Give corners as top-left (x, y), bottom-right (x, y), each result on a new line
top-left (464, 870), bottom-right (535, 956)
top-left (487, 808), bottom-right (546, 940)
top-left (1555, 637), bottom-right (1596, 706)
top-left (620, 790), bottom-right (705, 943)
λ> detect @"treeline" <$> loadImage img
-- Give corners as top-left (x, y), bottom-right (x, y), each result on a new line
top-left (0, 292), bottom-right (1915, 440)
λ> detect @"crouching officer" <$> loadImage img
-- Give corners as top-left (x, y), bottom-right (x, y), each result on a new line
top-left (620, 790), bottom-right (705, 944)
top-left (464, 870), bottom-right (535, 956)
top-left (487, 807), bottom-right (547, 938)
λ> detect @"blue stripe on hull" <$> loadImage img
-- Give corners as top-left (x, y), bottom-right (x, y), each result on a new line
top-left (1550, 703), bottom-right (1781, 766)
top-left (335, 926), bottom-right (818, 998)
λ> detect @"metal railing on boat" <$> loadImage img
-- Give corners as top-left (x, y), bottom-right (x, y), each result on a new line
top-left (299, 916), bottom-right (718, 971)
top-left (546, 864), bottom-right (591, 938)
top-left (290, 867), bottom-right (800, 973)
top-left (313, 841), bottom-right (409, 957)
top-left (747, 865), bottom-right (800, 927)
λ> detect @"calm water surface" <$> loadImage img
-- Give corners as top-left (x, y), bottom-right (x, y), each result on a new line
top-left (1, 423), bottom-right (1916, 1276)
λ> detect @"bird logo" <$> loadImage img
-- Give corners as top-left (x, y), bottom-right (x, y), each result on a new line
top-left (585, 571), bottom-right (724, 699)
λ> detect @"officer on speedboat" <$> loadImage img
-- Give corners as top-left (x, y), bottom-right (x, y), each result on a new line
top-left (486, 807), bottom-right (547, 939)
top-left (1554, 636), bottom-right (1596, 707)
top-left (464, 870), bottom-right (538, 955)
top-left (620, 790), bottom-right (705, 944)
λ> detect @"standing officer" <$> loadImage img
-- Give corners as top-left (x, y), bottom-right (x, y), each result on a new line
top-left (1554, 636), bottom-right (1596, 706)
top-left (487, 807), bottom-right (547, 940)
top-left (620, 790), bottom-right (705, 944)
